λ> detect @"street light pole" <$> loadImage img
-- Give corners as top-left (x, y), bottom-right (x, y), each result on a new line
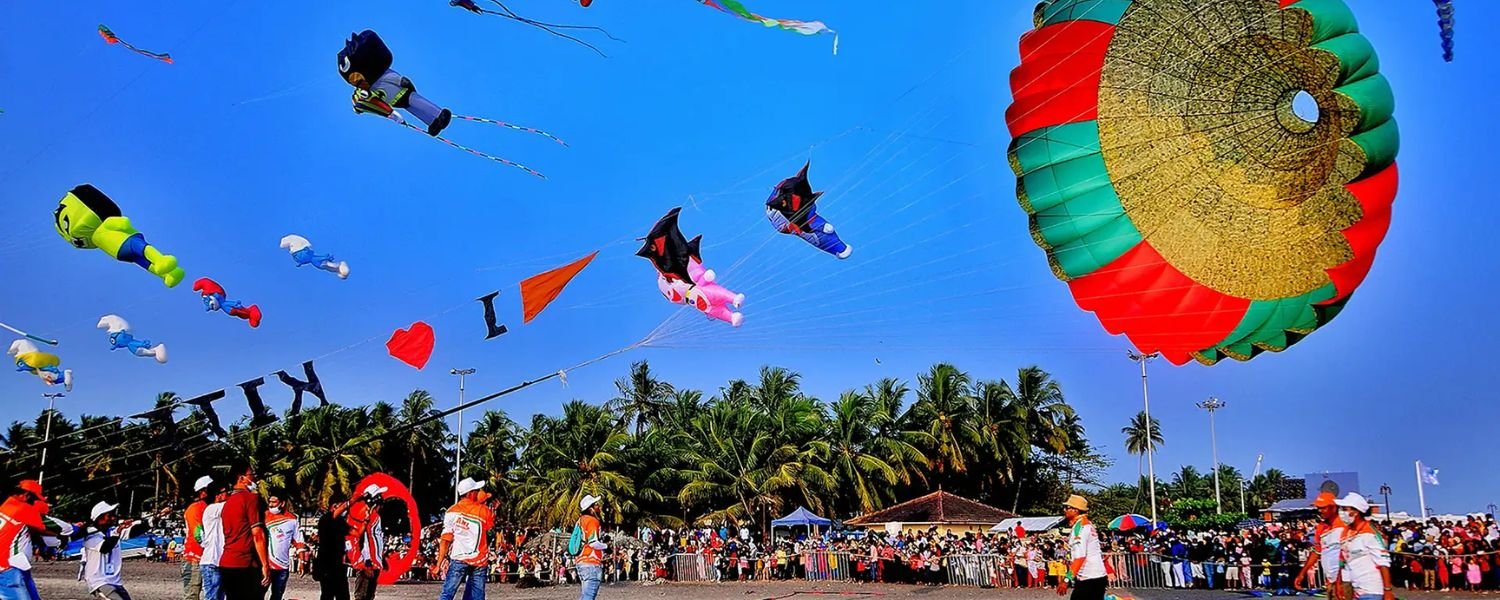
top-left (449, 368), bottom-right (476, 503)
top-left (1128, 351), bottom-right (1161, 526)
top-left (1196, 397), bottom-right (1226, 514)
top-left (1379, 484), bottom-right (1393, 522)
top-left (38, 393), bottom-right (64, 486)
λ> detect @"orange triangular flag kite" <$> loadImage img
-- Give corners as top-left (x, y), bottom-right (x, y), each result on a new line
top-left (520, 252), bottom-right (598, 323)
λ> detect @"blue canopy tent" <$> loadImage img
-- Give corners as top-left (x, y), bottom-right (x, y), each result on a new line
top-left (771, 507), bottom-right (832, 539)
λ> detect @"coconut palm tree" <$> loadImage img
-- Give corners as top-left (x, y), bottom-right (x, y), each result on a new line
top-left (826, 391), bottom-right (899, 515)
top-left (864, 379), bottom-right (931, 492)
top-left (283, 405), bottom-right (382, 507)
top-left (1122, 410), bottom-right (1164, 479)
top-left (394, 390), bottom-right (452, 498)
top-left (906, 364), bottom-right (980, 481)
top-left (515, 401), bottom-right (635, 527)
top-left (607, 361), bottom-right (674, 435)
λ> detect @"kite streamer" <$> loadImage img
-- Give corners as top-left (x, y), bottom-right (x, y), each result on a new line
top-left (696, 0), bottom-right (837, 54)
top-left (1435, 0), bottom-right (1454, 62)
top-left (97, 25), bottom-right (173, 64)
top-left (455, 114), bottom-right (569, 147)
top-left (398, 121), bottom-right (547, 179)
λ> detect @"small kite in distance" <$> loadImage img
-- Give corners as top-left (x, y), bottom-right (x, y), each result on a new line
top-left (98, 25), bottom-right (173, 64)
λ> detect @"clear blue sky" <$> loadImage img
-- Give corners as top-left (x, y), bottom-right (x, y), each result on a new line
top-left (1, 1), bottom-right (1495, 515)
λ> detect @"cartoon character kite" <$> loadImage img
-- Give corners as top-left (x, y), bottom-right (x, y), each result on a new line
top-left (97, 315), bottom-right (167, 364)
top-left (98, 25), bottom-right (173, 64)
top-left (337, 29), bottom-right (564, 178)
top-left (638, 208), bottom-right (744, 326)
top-left (766, 162), bottom-right (850, 259)
top-left (54, 184), bottom-right (185, 287)
top-left (280, 235), bottom-right (350, 279)
top-left (8, 340), bottom-right (71, 391)
top-left (193, 278), bottom-right (262, 328)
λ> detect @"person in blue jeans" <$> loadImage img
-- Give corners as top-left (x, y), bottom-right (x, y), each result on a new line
top-left (440, 563), bottom-right (489, 600)
top-left (575, 494), bottom-right (608, 600)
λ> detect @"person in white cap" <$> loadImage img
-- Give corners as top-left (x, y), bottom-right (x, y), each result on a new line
top-left (82, 501), bottom-right (137, 600)
top-left (198, 483), bottom-right (230, 600)
top-left (573, 494), bottom-right (608, 600)
top-left (349, 483), bottom-right (388, 600)
top-left (437, 478), bottom-right (496, 600)
top-left (1057, 494), bottom-right (1106, 600)
top-left (181, 475), bottom-right (214, 600)
top-left (1334, 493), bottom-right (1394, 600)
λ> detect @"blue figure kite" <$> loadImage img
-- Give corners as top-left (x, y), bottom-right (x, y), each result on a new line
top-left (280, 234), bottom-right (350, 279)
top-left (765, 162), bottom-right (851, 259)
top-left (97, 314), bottom-right (167, 363)
top-left (193, 277), bottom-right (262, 328)
top-left (8, 340), bottom-right (71, 391)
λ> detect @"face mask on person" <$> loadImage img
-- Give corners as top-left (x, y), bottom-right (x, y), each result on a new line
top-left (1340, 511), bottom-right (1356, 525)
top-left (269, 507), bottom-right (282, 514)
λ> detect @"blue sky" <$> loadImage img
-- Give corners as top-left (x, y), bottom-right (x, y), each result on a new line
top-left (0, 1), bottom-right (1495, 515)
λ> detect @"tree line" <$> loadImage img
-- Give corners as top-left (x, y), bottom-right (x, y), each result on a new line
top-left (1, 361), bottom-right (1288, 531)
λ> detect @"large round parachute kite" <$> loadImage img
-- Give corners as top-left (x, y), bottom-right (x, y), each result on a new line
top-left (1007, 0), bottom-right (1398, 365)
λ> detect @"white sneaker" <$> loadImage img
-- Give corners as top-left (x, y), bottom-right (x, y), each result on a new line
top-left (153, 344), bottom-right (168, 364)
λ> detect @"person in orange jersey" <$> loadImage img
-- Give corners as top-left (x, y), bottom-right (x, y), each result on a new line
top-left (437, 478), bottom-right (497, 600)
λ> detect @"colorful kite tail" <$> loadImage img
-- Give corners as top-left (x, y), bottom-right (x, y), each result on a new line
top-left (399, 121), bottom-right (546, 179)
top-left (453, 114), bottom-right (569, 146)
top-left (98, 25), bottom-right (173, 63)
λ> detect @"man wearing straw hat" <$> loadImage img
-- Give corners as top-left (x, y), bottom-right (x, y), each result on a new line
top-left (1058, 495), bottom-right (1107, 600)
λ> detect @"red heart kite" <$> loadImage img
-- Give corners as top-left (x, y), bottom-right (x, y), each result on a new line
top-left (385, 322), bottom-right (434, 369)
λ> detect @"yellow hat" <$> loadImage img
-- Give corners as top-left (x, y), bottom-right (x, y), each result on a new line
top-left (1063, 494), bottom-right (1089, 512)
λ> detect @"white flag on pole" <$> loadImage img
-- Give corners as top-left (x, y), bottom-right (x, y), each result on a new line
top-left (1419, 462), bottom-right (1440, 486)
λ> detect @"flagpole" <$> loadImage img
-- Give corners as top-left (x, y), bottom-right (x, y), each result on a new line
top-left (1415, 460), bottom-right (1429, 519)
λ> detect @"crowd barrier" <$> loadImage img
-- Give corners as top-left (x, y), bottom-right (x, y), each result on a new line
top-left (801, 551), bottom-right (853, 581)
top-left (669, 553), bottom-right (710, 581)
top-left (943, 553), bottom-right (1006, 588)
top-left (1106, 552), bottom-right (1325, 590)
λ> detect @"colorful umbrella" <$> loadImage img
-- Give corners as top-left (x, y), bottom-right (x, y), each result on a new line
top-left (1108, 513), bottom-right (1162, 531)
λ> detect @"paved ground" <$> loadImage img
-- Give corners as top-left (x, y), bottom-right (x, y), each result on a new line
top-left (25, 562), bottom-right (1484, 600)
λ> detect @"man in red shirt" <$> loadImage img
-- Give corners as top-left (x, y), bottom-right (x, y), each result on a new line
top-left (182, 475), bottom-right (213, 600)
top-left (0, 480), bottom-right (75, 600)
top-left (217, 462), bottom-right (270, 600)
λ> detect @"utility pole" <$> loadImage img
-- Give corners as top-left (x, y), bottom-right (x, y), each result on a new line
top-left (1128, 351), bottom-right (1160, 526)
top-left (1380, 484), bottom-right (1393, 521)
top-left (1197, 397), bottom-right (1226, 514)
top-left (450, 368), bottom-right (476, 503)
top-left (38, 393), bottom-right (64, 486)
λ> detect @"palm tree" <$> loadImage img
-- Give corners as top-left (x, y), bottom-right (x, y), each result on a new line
top-left (864, 379), bottom-right (931, 492)
top-left (1121, 411), bottom-right (1164, 478)
top-left (906, 364), bottom-right (980, 481)
top-left (395, 390), bottom-right (451, 497)
top-left (515, 401), bottom-right (635, 527)
top-left (281, 406), bottom-right (382, 508)
top-left (1011, 367), bottom-right (1073, 454)
top-left (826, 391), bottom-right (899, 515)
top-left (1168, 465), bottom-right (1208, 500)
top-left (607, 361), bottom-right (674, 435)
top-left (750, 367), bottom-right (803, 415)
top-left (971, 380), bottom-right (1026, 499)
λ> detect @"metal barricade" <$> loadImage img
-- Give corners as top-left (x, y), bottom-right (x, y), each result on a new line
top-left (944, 554), bottom-right (1005, 588)
top-left (668, 553), bottom-right (708, 582)
top-left (801, 550), bottom-right (852, 581)
top-left (1105, 552), bottom-right (1324, 591)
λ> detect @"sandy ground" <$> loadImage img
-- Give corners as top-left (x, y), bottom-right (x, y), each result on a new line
top-left (26, 561), bottom-right (1484, 600)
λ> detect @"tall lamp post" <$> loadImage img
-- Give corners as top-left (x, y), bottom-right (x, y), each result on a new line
top-left (1379, 484), bottom-right (1393, 521)
top-left (38, 393), bottom-right (65, 486)
top-left (449, 368), bottom-right (476, 503)
top-left (1196, 397), bottom-right (1226, 514)
top-left (1128, 351), bottom-right (1161, 525)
